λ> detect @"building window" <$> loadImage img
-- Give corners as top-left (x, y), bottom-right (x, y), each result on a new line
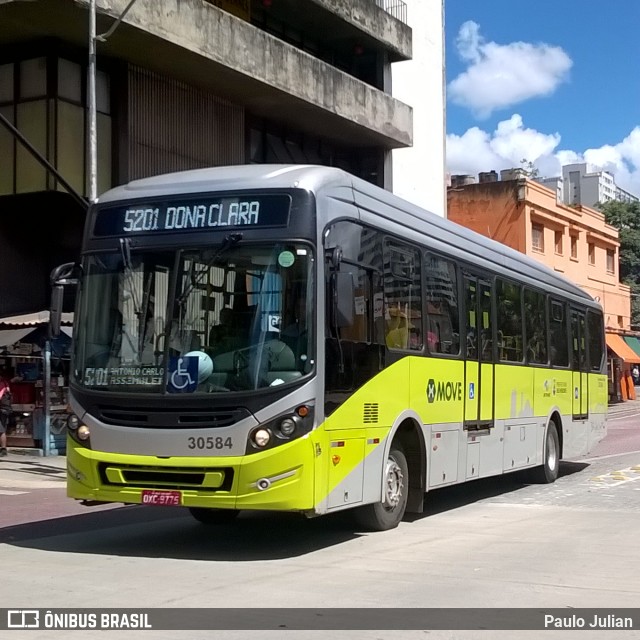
top-left (606, 250), bottom-right (615, 274)
top-left (570, 235), bottom-right (578, 259)
top-left (554, 230), bottom-right (563, 255)
top-left (0, 55), bottom-right (112, 198)
top-left (532, 223), bottom-right (544, 252)
top-left (588, 243), bottom-right (595, 265)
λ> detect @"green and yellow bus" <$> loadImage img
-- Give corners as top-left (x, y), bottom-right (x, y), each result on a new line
top-left (51, 164), bottom-right (607, 531)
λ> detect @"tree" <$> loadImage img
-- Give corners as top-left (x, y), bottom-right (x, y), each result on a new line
top-left (597, 200), bottom-right (640, 327)
top-left (519, 158), bottom-right (541, 179)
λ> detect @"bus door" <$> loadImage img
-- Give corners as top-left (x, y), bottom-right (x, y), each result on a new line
top-left (571, 308), bottom-right (589, 419)
top-left (463, 275), bottom-right (494, 429)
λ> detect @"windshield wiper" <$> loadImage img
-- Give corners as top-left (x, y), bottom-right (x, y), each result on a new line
top-left (176, 233), bottom-right (243, 307)
top-left (119, 237), bottom-right (141, 317)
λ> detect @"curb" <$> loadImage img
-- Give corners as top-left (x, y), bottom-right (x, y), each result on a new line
top-left (6, 447), bottom-right (46, 457)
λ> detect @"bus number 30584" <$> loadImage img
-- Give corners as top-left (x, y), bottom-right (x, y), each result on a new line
top-left (187, 436), bottom-right (233, 451)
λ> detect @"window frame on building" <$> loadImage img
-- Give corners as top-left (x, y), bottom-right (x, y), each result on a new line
top-left (531, 222), bottom-right (544, 253)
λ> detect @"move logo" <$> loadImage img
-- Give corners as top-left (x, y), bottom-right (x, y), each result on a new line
top-left (426, 378), bottom-right (463, 403)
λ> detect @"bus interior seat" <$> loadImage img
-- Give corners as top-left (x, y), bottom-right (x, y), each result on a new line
top-left (210, 349), bottom-right (235, 387)
top-left (263, 339), bottom-right (302, 384)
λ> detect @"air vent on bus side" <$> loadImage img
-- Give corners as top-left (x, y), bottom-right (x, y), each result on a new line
top-left (363, 403), bottom-right (379, 424)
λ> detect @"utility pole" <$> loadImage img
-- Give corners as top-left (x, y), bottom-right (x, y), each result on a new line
top-left (88, 0), bottom-right (97, 203)
top-left (88, 0), bottom-right (139, 203)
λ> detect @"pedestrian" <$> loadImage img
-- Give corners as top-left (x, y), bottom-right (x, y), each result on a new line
top-left (0, 367), bottom-right (12, 456)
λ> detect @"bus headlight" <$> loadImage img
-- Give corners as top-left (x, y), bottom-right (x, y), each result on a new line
top-left (278, 417), bottom-right (296, 437)
top-left (77, 425), bottom-right (91, 441)
top-left (67, 414), bottom-right (80, 430)
top-left (252, 429), bottom-right (271, 448)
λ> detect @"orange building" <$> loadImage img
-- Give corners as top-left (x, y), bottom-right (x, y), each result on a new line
top-left (447, 175), bottom-right (640, 402)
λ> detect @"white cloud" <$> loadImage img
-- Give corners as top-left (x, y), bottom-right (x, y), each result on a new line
top-left (446, 117), bottom-right (640, 198)
top-left (448, 21), bottom-right (572, 118)
top-left (446, 114), bottom-right (561, 177)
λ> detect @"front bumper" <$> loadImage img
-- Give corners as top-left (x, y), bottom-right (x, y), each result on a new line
top-left (66, 435), bottom-right (315, 512)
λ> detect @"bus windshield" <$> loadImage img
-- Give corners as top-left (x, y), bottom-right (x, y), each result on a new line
top-left (73, 241), bottom-right (314, 393)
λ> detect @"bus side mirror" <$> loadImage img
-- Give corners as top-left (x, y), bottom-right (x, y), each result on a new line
top-left (333, 271), bottom-right (355, 329)
top-left (50, 262), bottom-right (80, 338)
top-left (326, 246), bottom-right (343, 269)
top-left (50, 285), bottom-right (64, 338)
top-left (50, 261), bottom-right (80, 286)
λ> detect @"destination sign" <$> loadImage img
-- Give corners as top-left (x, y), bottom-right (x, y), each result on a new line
top-left (93, 194), bottom-right (291, 237)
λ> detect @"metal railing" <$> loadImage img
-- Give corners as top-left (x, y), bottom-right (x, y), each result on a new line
top-left (374, 0), bottom-right (408, 25)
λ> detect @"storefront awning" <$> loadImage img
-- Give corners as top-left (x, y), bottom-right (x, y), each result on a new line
top-left (606, 333), bottom-right (640, 363)
top-left (0, 311), bottom-right (73, 327)
top-left (623, 335), bottom-right (640, 358)
top-left (0, 327), bottom-right (38, 348)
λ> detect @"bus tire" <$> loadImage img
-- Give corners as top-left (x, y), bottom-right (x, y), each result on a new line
top-left (353, 446), bottom-right (408, 532)
top-left (188, 507), bottom-right (239, 525)
top-left (529, 421), bottom-right (560, 484)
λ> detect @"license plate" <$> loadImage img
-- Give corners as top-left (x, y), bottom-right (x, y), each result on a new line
top-left (141, 490), bottom-right (182, 506)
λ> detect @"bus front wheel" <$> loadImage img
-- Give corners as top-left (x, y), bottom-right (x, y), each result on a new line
top-left (188, 507), bottom-right (239, 525)
top-left (529, 422), bottom-right (560, 484)
top-left (353, 446), bottom-right (408, 532)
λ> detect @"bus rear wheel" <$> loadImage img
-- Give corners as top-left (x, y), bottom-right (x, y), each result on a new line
top-left (353, 446), bottom-right (408, 532)
top-left (529, 421), bottom-right (560, 484)
top-left (188, 507), bottom-right (239, 525)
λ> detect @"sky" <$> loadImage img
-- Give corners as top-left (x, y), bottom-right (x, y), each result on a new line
top-left (444, 0), bottom-right (640, 197)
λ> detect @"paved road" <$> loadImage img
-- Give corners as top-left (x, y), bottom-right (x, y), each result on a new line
top-left (0, 405), bottom-right (639, 639)
top-left (1, 401), bottom-right (639, 526)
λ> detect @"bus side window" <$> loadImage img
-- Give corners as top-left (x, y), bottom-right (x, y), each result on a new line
top-left (424, 253), bottom-right (460, 355)
top-left (549, 300), bottom-right (568, 366)
top-left (335, 265), bottom-right (368, 342)
top-left (587, 309), bottom-right (604, 371)
top-left (465, 279), bottom-right (478, 359)
top-left (496, 278), bottom-right (523, 362)
top-left (384, 242), bottom-right (422, 351)
top-left (524, 287), bottom-right (548, 364)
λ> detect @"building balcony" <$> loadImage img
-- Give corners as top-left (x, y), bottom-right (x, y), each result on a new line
top-left (0, 0), bottom-right (412, 149)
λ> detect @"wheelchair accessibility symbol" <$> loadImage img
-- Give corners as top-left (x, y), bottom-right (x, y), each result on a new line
top-left (167, 356), bottom-right (199, 393)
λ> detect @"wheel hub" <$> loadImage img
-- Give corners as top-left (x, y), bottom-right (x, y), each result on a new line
top-left (383, 457), bottom-right (404, 508)
top-left (547, 432), bottom-right (558, 470)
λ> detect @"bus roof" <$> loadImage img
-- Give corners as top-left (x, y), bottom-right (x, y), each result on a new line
top-left (97, 164), bottom-right (597, 306)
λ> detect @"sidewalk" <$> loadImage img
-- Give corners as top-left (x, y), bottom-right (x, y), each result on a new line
top-left (0, 449), bottom-right (67, 491)
top-left (607, 396), bottom-right (640, 414)
top-left (2, 448), bottom-right (66, 466)
top-left (5, 446), bottom-right (60, 459)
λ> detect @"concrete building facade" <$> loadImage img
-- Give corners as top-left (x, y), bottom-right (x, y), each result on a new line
top-left (540, 162), bottom-right (639, 208)
top-left (391, 0), bottom-right (446, 217)
top-left (0, 0), bottom-right (422, 317)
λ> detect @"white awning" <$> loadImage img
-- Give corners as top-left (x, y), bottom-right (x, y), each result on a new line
top-left (0, 327), bottom-right (38, 347)
top-left (0, 311), bottom-right (73, 327)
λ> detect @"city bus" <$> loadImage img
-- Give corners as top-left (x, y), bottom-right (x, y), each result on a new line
top-left (50, 164), bottom-right (608, 531)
